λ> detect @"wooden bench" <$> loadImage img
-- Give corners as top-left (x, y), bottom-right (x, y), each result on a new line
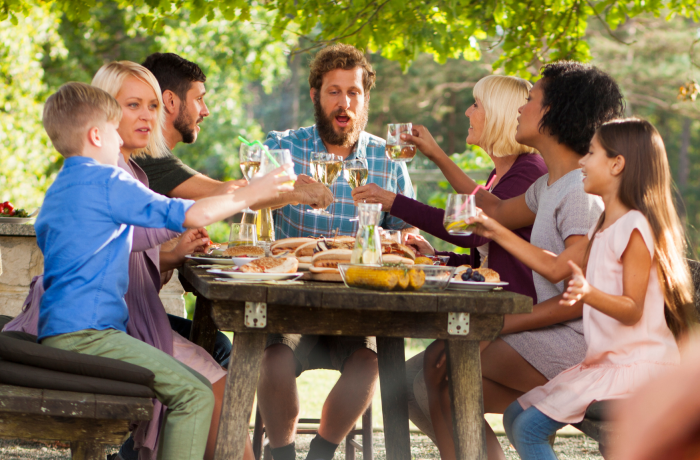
top-left (0, 383), bottom-right (153, 460)
top-left (572, 259), bottom-right (700, 457)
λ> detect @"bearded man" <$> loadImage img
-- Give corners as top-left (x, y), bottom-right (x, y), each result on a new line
top-left (259, 44), bottom-right (416, 460)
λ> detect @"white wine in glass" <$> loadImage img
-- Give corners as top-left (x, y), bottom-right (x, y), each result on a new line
top-left (308, 153), bottom-right (342, 216)
top-left (343, 158), bottom-right (368, 189)
top-left (240, 160), bottom-right (261, 181)
top-left (311, 159), bottom-right (343, 186)
top-left (239, 143), bottom-right (264, 214)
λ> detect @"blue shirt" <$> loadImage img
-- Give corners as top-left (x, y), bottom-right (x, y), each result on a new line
top-left (265, 126), bottom-right (416, 238)
top-left (35, 156), bottom-right (194, 341)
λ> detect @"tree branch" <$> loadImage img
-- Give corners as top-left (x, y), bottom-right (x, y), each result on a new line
top-left (584, 0), bottom-right (636, 46)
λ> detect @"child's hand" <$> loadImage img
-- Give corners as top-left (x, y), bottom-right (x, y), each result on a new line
top-left (405, 233), bottom-right (436, 256)
top-left (248, 165), bottom-right (296, 201)
top-left (465, 208), bottom-right (504, 239)
top-left (560, 260), bottom-right (591, 306)
top-left (170, 228), bottom-right (210, 263)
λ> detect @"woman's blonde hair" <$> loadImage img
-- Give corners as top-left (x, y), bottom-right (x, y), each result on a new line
top-left (91, 61), bottom-right (168, 158)
top-left (585, 118), bottom-right (696, 339)
top-left (472, 75), bottom-right (535, 158)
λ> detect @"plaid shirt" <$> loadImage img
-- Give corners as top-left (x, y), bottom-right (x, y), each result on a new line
top-left (265, 125), bottom-right (416, 239)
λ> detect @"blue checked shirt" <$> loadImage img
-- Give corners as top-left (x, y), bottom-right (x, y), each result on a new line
top-left (265, 125), bottom-right (416, 239)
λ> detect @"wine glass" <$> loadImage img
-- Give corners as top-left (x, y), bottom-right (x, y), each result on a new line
top-left (385, 123), bottom-right (417, 162)
top-left (229, 223), bottom-right (258, 247)
top-left (381, 229), bottom-right (402, 244)
top-left (342, 158), bottom-right (369, 189)
top-left (343, 158), bottom-right (368, 222)
top-left (308, 152), bottom-right (342, 216)
top-left (443, 194), bottom-right (477, 235)
top-left (239, 143), bottom-right (263, 214)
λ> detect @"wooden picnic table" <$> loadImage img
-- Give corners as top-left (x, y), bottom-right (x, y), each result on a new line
top-left (182, 263), bottom-right (532, 460)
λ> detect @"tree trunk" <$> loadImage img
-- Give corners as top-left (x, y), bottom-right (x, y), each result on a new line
top-left (679, 117), bottom-right (691, 192)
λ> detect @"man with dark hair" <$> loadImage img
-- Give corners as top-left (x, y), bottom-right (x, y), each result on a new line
top-left (258, 43), bottom-right (417, 460)
top-left (134, 52), bottom-right (332, 208)
top-left (142, 52), bottom-right (208, 146)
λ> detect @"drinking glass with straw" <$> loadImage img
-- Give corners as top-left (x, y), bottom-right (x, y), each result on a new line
top-left (238, 136), bottom-right (264, 214)
top-left (258, 147), bottom-right (297, 186)
top-left (443, 175), bottom-right (497, 235)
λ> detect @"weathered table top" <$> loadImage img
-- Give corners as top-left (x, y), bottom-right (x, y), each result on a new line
top-left (183, 264), bottom-right (532, 315)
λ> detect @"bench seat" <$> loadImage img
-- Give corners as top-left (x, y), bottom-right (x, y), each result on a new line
top-left (0, 383), bottom-right (153, 460)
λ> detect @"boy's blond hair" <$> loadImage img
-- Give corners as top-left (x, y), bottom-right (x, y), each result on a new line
top-left (472, 75), bottom-right (536, 158)
top-left (92, 61), bottom-right (168, 158)
top-left (43, 82), bottom-right (122, 158)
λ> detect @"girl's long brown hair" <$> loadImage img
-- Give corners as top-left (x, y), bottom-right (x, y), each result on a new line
top-left (588, 118), bottom-right (696, 338)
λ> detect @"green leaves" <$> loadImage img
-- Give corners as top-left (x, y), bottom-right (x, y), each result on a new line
top-left (2, 0), bottom-right (698, 75)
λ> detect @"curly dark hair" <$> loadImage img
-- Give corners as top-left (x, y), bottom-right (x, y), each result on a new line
top-left (539, 61), bottom-right (625, 156)
top-left (308, 44), bottom-right (376, 94)
top-left (141, 53), bottom-right (206, 102)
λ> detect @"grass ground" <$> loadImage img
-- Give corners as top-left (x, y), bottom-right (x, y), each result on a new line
top-left (0, 339), bottom-right (601, 459)
top-left (0, 433), bottom-right (603, 459)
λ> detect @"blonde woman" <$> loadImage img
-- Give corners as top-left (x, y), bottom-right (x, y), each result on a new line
top-left (350, 75), bottom-right (547, 455)
top-left (3, 61), bottom-right (248, 460)
top-left (354, 75), bottom-right (546, 299)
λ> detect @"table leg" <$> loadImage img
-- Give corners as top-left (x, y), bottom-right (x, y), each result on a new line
top-left (189, 295), bottom-right (217, 356)
top-left (214, 331), bottom-right (267, 460)
top-left (376, 337), bottom-right (411, 460)
top-left (446, 340), bottom-right (486, 460)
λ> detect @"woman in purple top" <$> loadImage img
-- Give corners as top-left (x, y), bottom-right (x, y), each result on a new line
top-left (354, 75), bottom-right (545, 299)
top-left (352, 74), bottom-right (546, 443)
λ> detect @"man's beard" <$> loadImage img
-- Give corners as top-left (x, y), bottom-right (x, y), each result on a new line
top-left (314, 94), bottom-right (369, 148)
top-left (173, 105), bottom-right (200, 144)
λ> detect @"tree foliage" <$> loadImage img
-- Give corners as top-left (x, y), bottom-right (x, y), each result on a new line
top-left (3, 0), bottom-right (700, 75)
top-left (0, 5), bottom-right (65, 209)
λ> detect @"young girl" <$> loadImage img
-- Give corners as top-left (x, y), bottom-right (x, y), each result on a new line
top-left (468, 118), bottom-right (696, 459)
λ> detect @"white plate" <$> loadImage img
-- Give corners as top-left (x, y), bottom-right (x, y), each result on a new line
top-left (185, 255), bottom-right (239, 265)
top-left (231, 257), bottom-right (258, 267)
top-left (0, 216), bottom-right (34, 224)
top-left (207, 269), bottom-right (304, 281)
top-left (447, 280), bottom-right (509, 291)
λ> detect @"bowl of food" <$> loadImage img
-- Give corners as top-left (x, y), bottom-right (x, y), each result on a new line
top-left (0, 201), bottom-right (35, 223)
top-left (338, 264), bottom-right (455, 292)
top-left (410, 265), bottom-right (456, 291)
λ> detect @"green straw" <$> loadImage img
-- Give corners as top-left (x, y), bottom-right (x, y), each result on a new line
top-left (239, 135), bottom-right (280, 167)
top-left (263, 145), bottom-right (280, 168)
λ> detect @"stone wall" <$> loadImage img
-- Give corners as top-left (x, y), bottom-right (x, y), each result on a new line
top-left (0, 231), bottom-right (44, 317)
top-left (0, 222), bottom-right (186, 319)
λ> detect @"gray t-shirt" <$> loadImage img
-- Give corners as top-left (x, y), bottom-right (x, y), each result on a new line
top-left (525, 169), bottom-right (603, 304)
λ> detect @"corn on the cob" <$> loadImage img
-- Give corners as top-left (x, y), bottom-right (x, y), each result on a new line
top-left (407, 268), bottom-right (426, 290)
top-left (414, 256), bottom-right (434, 265)
top-left (393, 269), bottom-right (410, 290)
top-left (346, 266), bottom-right (398, 290)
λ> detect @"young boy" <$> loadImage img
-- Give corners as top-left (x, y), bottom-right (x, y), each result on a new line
top-left (37, 82), bottom-right (293, 460)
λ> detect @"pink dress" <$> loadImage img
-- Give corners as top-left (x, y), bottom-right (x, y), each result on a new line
top-left (518, 210), bottom-right (680, 423)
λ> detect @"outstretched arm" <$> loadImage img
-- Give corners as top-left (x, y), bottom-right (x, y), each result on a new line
top-left (403, 125), bottom-right (537, 229)
top-left (468, 211), bottom-right (590, 284)
top-left (183, 166), bottom-right (294, 228)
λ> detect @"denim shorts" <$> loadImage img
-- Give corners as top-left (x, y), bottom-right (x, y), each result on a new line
top-left (266, 334), bottom-right (377, 376)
